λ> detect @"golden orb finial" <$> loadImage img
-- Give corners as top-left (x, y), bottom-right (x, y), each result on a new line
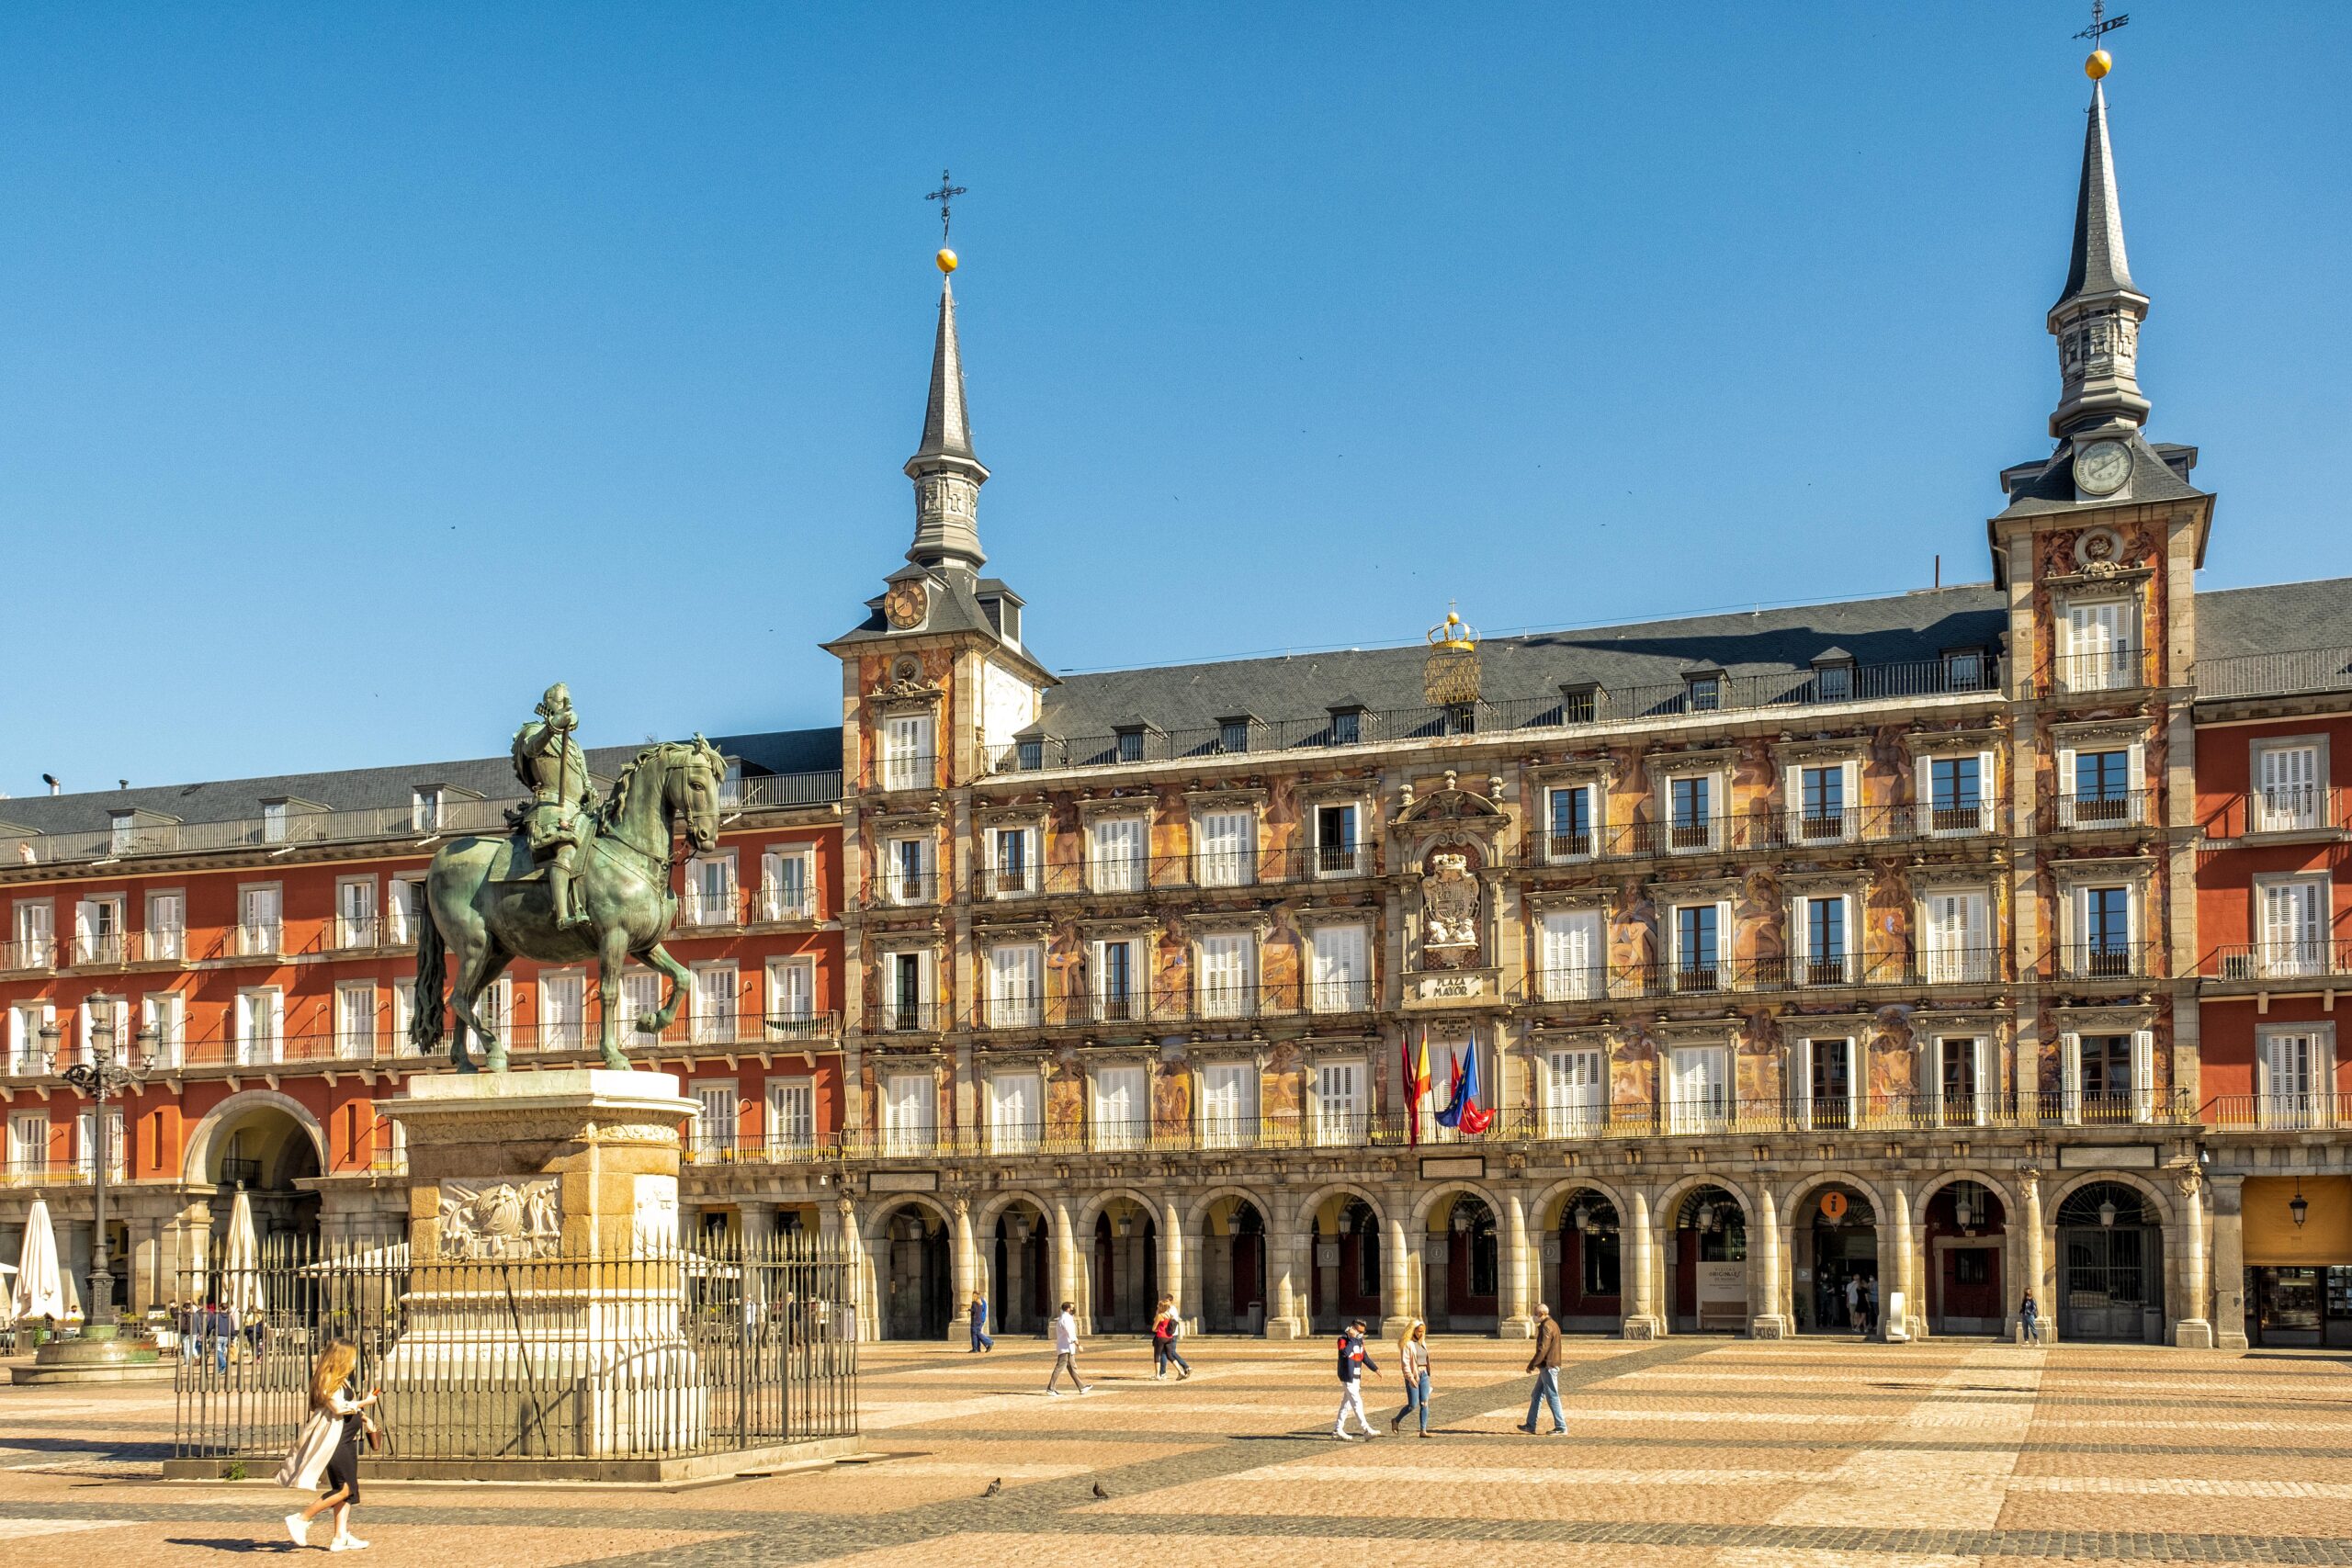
top-left (936, 247), bottom-right (959, 275)
top-left (2085, 48), bottom-right (2111, 80)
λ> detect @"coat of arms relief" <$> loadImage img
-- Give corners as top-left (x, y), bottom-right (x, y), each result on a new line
top-left (1419, 851), bottom-right (1482, 969)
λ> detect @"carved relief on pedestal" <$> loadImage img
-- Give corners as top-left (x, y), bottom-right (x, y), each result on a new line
top-left (436, 1177), bottom-right (562, 1260)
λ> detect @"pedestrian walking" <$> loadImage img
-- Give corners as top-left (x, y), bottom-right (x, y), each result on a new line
top-left (1864, 1277), bottom-right (1881, 1337)
top-left (277, 1337), bottom-right (379, 1552)
top-left (1845, 1274), bottom-right (1861, 1334)
top-left (1518, 1302), bottom-right (1566, 1436)
top-left (1151, 1297), bottom-right (1193, 1381)
top-left (1389, 1318), bottom-right (1432, 1438)
top-left (968, 1292), bottom-right (994, 1354)
top-left (2018, 1289), bottom-right (2043, 1346)
top-left (173, 1301), bottom-right (198, 1363)
top-left (1331, 1318), bottom-right (1381, 1439)
top-left (208, 1301), bottom-right (233, 1372)
top-left (1046, 1301), bottom-right (1090, 1396)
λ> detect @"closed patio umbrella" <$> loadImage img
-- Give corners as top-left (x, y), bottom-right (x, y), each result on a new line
top-left (13, 1197), bottom-right (77, 1324)
top-left (220, 1188), bottom-right (266, 1322)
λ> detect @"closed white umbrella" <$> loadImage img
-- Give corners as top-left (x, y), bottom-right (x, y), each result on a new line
top-left (221, 1189), bottom-right (266, 1321)
top-left (13, 1197), bottom-right (77, 1324)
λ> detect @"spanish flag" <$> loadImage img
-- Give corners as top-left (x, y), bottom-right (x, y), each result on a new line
top-left (1402, 1032), bottom-right (1432, 1145)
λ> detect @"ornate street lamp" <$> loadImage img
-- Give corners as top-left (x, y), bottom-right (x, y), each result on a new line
top-left (39, 1015), bottom-right (159, 1324)
top-left (2290, 1186), bottom-right (2310, 1228)
top-left (2098, 1198), bottom-right (2119, 1228)
top-left (1571, 1200), bottom-right (1592, 1235)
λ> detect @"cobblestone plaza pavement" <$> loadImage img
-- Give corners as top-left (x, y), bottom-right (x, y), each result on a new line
top-left (0, 1337), bottom-right (2347, 1566)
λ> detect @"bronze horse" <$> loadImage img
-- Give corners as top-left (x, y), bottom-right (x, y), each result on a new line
top-left (410, 738), bottom-right (724, 1071)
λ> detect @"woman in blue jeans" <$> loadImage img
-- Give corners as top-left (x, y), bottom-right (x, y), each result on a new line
top-left (1389, 1318), bottom-right (1432, 1436)
top-left (968, 1292), bottom-right (994, 1353)
top-left (1151, 1297), bottom-right (1192, 1379)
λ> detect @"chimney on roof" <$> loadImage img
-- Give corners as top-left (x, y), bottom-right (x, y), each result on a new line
top-left (119, 779), bottom-right (129, 790)
top-left (41, 773), bottom-right (59, 795)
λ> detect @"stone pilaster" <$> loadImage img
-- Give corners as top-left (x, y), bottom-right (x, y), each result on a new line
top-left (2208, 1173), bottom-right (2248, 1349)
top-left (1623, 1189), bottom-right (1661, 1338)
top-left (2172, 1173), bottom-right (2212, 1348)
top-left (1500, 1186), bottom-right (1532, 1337)
top-left (1750, 1182), bottom-right (1790, 1338)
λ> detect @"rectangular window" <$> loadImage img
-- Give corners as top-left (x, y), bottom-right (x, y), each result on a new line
top-left (766, 957), bottom-right (817, 1029)
top-left (11, 900), bottom-right (51, 970)
top-left (1198, 1062), bottom-right (1258, 1148)
top-left (261, 801), bottom-right (288, 844)
top-left (987, 943), bottom-right (1043, 1028)
top-left (1544, 1047), bottom-right (1605, 1134)
top-left (885, 950), bottom-right (933, 1032)
top-left (2076, 1032), bottom-right (2135, 1122)
top-left (1115, 728), bottom-right (1145, 764)
top-left (1312, 1059), bottom-right (1365, 1145)
top-left (2064, 600), bottom-right (2136, 691)
top-left (76, 995), bottom-right (124, 1066)
top-left (886, 838), bottom-right (930, 904)
top-left (385, 880), bottom-right (418, 946)
top-left (989, 827), bottom-right (1035, 897)
top-left (1315, 804), bottom-right (1362, 876)
top-left (1196, 810), bottom-right (1255, 886)
top-left (692, 964), bottom-right (739, 1044)
top-left (1801, 897), bottom-right (1848, 985)
top-left (1928, 755), bottom-right (1985, 835)
top-left (108, 812), bottom-right (137, 855)
top-left (881, 715), bottom-right (933, 791)
top-left (1329, 709), bottom-right (1362, 745)
top-left (1538, 908), bottom-right (1603, 1000)
top-left (1815, 663), bottom-right (1854, 702)
top-left (2072, 749), bottom-right (2132, 825)
top-left (142, 991), bottom-right (186, 1068)
top-left (1197, 932), bottom-right (1254, 1019)
top-left (1015, 738), bottom-right (1044, 772)
top-left (6, 1112), bottom-right (48, 1178)
top-left (2256, 743), bottom-right (2324, 832)
top-left (1797, 764), bottom-right (1847, 841)
top-left (1309, 923), bottom-right (1370, 1012)
top-left (1668, 775), bottom-right (1714, 851)
top-left (1093, 939), bottom-right (1138, 1023)
top-left (1923, 889), bottom-right (1992, 984)
top-left (691, 1084), bottom-right (739, 1161)
top-left (334, 878), bottom-right (376, 949)
top-left (1804, 1037), bottom-right (1854, 1130)
top-left (1091, 1065), bottom-right (1146, 1150)
top-left (1560, 685), bottom-right (1598, 725)
top-left (1091, 817), bottom-right (1147, 893)
top-left (238, 886), bottom-right (282, 955)
top-left (621, 969), bottom-right (662, 1043)
top-left (145, 892), bottom-right (185, 961)
top-left (1938, 1036), bottom-right (1990, 1128)
top-left (334, 982), bottom-right (376, 1060)
top-left (2258, 877), bottom-right (2329, 978)
top-left (7, 1004), bottom-right (53, 1075)
top-left (688, 853), bottom-right (737, 927)
top-left (987, 1070), bottom-right (1041, 1153)
top-left (883, 1072), bottom-right (934, 1155)
top-left (1667, 1044), bottom-right (1729, 1134)
top-left (2079, 886), bottom-right (2133, 975)
top-left (766, 1078), bottom-right (817, 1152)
top-left (73, 896), bottom-right (123, 964)
top-left (541, 972), bottom-right (585, 1052)
top-left (1945, 649), bottom-right (1985, 688)
top-left (1218, 718), bottom-right (1250, 755)
top-left (233, 988), bottom-right (284, 1066)
top-left (74, 1108), bottom-right (126, 1180)
top-left (1686, 674), bottom-right (1721, 712)
top-left (1547, 785), bottom-right (1593, 859)
top-left (1674, 904), bottom-right (1719, 991)
top-left (759, 847), bottom-right (815, 920)
top-left (2260, 1029), bottom-right (2324, 1129)
top-left (412, 787), bottom-right (444, 832)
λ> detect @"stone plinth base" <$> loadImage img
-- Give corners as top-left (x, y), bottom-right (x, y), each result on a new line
top-left (163, 1434), bottom-right (865, 1486)
top-left (1621, 1315), bottom-right (1663, 1340)
top-left (2173, 1318), bottom-right (2215, 1349)
top-left (1263, 1318), bottom-right (1299, 1340)
top-left (1748, 1314), bottom-right (1791, 1340)
top-left (15, 1337), bottom-right (173, 1384)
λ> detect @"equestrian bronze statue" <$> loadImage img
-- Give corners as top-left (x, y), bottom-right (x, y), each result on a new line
top-left (410, 687), bottom-right (725, 1072)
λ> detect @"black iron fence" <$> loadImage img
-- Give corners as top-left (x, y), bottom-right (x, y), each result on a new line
top-left (174, 1236), bottom-right (856, 1468)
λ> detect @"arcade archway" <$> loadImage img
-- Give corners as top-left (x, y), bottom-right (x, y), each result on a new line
top-left (879, 1202), bottom-right (951, 1339)
top-left (1792, 1182), bottom-right (1877, 1334)
top-left (1198, 1194), bottom-right (1268, 1334)
top-left (1668, 1185), bottom-right (1747, 1333)
top-left (2057, 1180), bottom-right (2165, 1343)
top-left (1550, 1187), bottom-right (1623, 1332)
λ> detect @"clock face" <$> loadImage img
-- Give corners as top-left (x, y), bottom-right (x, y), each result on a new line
top-left (883, 581), bottom-right (927, 630)
top-left (2073, 439), bottom-right (2132, 496)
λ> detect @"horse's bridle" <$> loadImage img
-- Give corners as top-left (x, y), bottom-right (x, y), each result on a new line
top-left (594, 745), bottom-right (713, 886)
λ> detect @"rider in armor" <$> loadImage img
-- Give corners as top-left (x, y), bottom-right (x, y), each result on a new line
top-left (512, 682), bottom-right (597, 931)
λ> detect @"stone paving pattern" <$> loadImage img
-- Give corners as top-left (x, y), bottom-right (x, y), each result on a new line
top-left (0, 1336), bottom-right (2348, 1564)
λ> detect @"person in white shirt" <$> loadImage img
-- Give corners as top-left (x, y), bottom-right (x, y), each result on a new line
top-left (1046, 1301), bottom-right (1091, 1396)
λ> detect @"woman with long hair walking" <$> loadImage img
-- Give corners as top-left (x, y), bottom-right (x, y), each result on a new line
top-left (278, 1338), bottom-right (379, 1551)
top-left (1389, 1318), bottom-right (1432, 1437)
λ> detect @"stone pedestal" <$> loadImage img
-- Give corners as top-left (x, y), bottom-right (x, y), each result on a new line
top-left (378, 1070), bottom-right (714, 1473)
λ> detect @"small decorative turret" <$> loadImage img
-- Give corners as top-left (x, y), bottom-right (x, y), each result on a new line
top-left (1423, 605), bottom-right (1482, 707)
top-left (905, 246), bottom-right (989, 581)
top-left (2046, 55), bottom-right (2151, 438)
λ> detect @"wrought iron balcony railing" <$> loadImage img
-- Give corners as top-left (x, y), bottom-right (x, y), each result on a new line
top-left (1517, 948), bottom-right (2006, 1004)
top-left (2200, 1093), bottom-right (2352, 1131)
top-left (2046, 646), bottom-right (2156, 696)
top-left (2052, 789), bottom-right (2153, 831)
top-left (2202, 942), bottom-right (2352, 984)
top-left (752, 886), bottom-right (818, 922)
top-left (2053, 941), bottom-right (2157, 982)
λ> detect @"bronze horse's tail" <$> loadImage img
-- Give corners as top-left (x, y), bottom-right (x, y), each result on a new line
top-left (410, 906), bottom-right (446, 1055)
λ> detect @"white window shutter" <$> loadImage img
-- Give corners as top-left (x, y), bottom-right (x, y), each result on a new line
top-left (233, 994), bottom-right (254, 1064)
top-left (1796, 1037), bottom-right (1815, 1129)
top-left (1976, 750), bottom-right (1996, 832)
top-left (2132, 1029), bottom-right (2154, 1123)
top-left (1846, 1036), bottom-right (1863, 1126)
top-left (268, 991), bottom-right (286, 1064)
top-left (75, 1000), bottom-right (93, 1066)
top-left (1841, 761), bottom-right (1861, 841)
top-left (2060, 1031), bottom-right (2082, 1125)
top-left (2057, 746), bottom-right (2077, 827)
top-left (1971, 1034), bottom-right (1991, 1125)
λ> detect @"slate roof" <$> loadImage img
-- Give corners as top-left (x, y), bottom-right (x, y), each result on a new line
top-left (1993, 432), bottom-right (2205, 522)
top-left (2060, 82), bottom-right (2139, 307)
top-left (1026, 586), bottom-right (2014, 741)
top-left (0, 728), bottom-right (840, 839)
top-left (2198, 578), bottom-right (2352, 662)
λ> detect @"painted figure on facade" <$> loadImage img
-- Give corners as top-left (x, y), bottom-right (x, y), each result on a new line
top-left (410, 687), bottom-right (725, 1074)
top-left (511, 682), bottom-right (596, 931)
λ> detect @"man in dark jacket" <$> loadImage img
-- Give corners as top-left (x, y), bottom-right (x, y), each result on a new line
top-left (1519, 1302), bottom-right (1566, 1435)
top-left (1331, 1319), bottom-right (1381, 1439)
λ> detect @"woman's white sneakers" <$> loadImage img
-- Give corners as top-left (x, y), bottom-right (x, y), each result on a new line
top-left (329, 1535), bottom-right (371, 1551)
top-left (284, 1514), bottom-right (309, 1548)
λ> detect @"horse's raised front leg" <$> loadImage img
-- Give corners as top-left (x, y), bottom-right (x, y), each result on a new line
top-left (639, 942), bottom-right (695, 1036)
top-left (452, 941), bottom-right (517, 1074)
top-left (595, 924), bottom-right (633, 1072)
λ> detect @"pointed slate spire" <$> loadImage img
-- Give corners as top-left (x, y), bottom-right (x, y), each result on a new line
top-left (2047, 80), bottom-right (2151, 438)
top-left (905, 270), bottom-right (989, 576)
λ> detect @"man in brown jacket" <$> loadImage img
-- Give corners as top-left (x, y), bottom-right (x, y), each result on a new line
top-left (1518, 1302), bottom-right (1566, 1435)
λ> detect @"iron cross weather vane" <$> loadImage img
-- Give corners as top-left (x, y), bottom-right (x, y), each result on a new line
top-left (926, 169), bottom-right (967, 243)
top-left (2075, 0), bottom-right (2129, 47)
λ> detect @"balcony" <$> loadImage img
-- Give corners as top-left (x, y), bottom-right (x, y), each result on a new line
top-left (752, 886), bottom-right (817, 923)
top-left (978, 993), bottom-right (1044, 1032)
top-left (876, 753), bottom-right (938, 794)
top-left (2201, 784), bottom-right (2345, 841)
top-left (0, 938), bottom-right (53, 974)
top-left (232, 923), bottom-right (284, 958)
top-left (679, 889), bottom-right (743, 930)
top-left (1523, 801), bottom-right (2007, 868)
top-left (2048, 647), bottom-right (2155, 696)
top-left (2054, 942), bottom-right (2155, 983)
top-left (1306, 842), bottom-right (1374, 879)
top-left (333, 916), bottom-right (382, 952)
top-left (876, 1000), bottom-right (946, 1034)
top-left (1517, 949), bottom-right (2006, 1005)
top-left (2202, 1093), bottom-right (2352, 1131)
top-left (762, 1010), bottom-right (841, 1043)
top-left (971, 863), bottom-right (1041, 900)
top-left (2052, 790), bottom-right (2152, 831)
top-left (875, 870), bottom-right (942, 907)
top-left (2203, 942), bottom-right (2352, 987)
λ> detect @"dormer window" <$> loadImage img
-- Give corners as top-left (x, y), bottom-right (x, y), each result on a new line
top-left (1217, 716), bottom-right (1252, 756)
top-left (1329, 706), bottom-right (1363, 746)
top-left (412, 787), bottom-right (446, 832)
top-left (1560, 682), bottom-right (1599, 725)
top-left (977, 582), bottom-right (1025, 649)
top-left (1016, 738), bottom-right (1044, 772)
top-left (1944, 648), bottom-right (1986, 689)
top-left (1811, 650), bottom-right (1855, 703)
top-left (261, 801), bottom-right (289, 844)
top-left (107, 810), bottom-right (135, 855)
top-left (1115, 727), bottom-right (1146, 765)
top-left (1683, 670), bottom-right (1723, 713)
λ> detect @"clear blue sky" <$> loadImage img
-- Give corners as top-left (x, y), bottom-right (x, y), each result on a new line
top-left (3, 5), bottom-right (2346, 796)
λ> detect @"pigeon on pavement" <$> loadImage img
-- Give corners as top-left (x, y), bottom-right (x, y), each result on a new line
top-left (982, 1478), bottom-right (1001, 1497)
top-left (1091, 1481), bottom-right (1110, 1500)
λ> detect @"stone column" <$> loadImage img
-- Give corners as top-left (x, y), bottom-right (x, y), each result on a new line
top-left (1751, 1183), bottom-right (1788, 1338)
top-left (2173, 1173), bottom-right (2214, 1348)
top-left (1161, 1196), bottom-right (1190, 1330)
top-left (949, 1196), bottom-right (976, 1329)
top-left (1883, 1180), bottom-right (1915, 1341)
top-left (1381, 1209), bottom-right (1410, 1337)
top-left (1266, 1214), bottom-right (1301, 1339)
top-left (1624, 1189), bottom-right (1660, 1338)
top-left (2209, 1173), bottom-right (2248, 1349)
top-left (1050, 1199), bottom-right (1079, 1316)
top-left (739, 1201), bottom-right (777, 1247)
top-left (2021, 1169), bottom-right (2049, 1345)
top-left (1501, 1187), bottom-right (1533, 1337)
